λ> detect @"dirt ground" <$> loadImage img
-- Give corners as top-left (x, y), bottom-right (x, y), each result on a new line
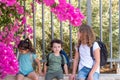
top-left (100, 62), bottom-right (117, 73)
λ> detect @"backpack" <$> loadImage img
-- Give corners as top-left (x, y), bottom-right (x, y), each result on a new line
top-left (90, 41), bottom-right (108, 66)
top-left (60, 50), bottom-right (70, 68)
top-left (29, 53), bottom-right (38, 71)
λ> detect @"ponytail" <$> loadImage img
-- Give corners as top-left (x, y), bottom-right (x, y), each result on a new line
top-left (18, 38), bottom-right (36, 53)
top-left (24, 38), bottom-right (36, 53)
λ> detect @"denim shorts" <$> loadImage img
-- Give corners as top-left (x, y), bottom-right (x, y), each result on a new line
top-left (76, 66), bottom-right (99, 80)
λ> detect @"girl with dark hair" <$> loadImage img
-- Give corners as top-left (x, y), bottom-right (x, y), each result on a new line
top-left (16, 38), bottom-right (42, 80)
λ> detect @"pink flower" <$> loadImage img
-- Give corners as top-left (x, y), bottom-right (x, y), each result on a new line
top-left (0, 0), bottom-right (6, 3)
top-left (35, 0), bottom-right (42, 4)
top-left (15, 2), bottom-right (24, 14)
top-left (0, 0), bottom-right (16, 6)
top-left (27, 25), bottom-right (33, 34)
top-left (59, 0), bottom-right (66, 4)
top-left (30, 3), bottom-right (36, 13)
top-left (21, 16), bottom-right (26, 25)
top-left (0, 42), bottom-right (19, 79)
top-left (9, 13), bottom-right (12, 17)
top-left (30, 35), bottom-right (33, 39)
top-left (6, 0), bottom-right (16, 6)
top-left (51, 2), bottom-right (85, 27)
top-left (0, 10), bottom-right (2, 16)
top-left (0, 35), bottom-right (2, 40)
top-left (43, 0), bottom-right (55, 6)
top-left (4, 27), bottom-right (8, 31)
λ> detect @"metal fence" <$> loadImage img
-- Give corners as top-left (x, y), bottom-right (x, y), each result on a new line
top-left (24, 0), bottom-right (120, 68)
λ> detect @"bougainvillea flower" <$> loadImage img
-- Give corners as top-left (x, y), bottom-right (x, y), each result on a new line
top-left (6, 0), bottom-right (16, 6)
top-left (0, 42), bottom-right (19, 79)
top-left (43, 0), bottom-right (55, 6)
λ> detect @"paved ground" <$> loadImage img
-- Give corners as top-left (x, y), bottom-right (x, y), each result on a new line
top-left (5, 74), bottom-right (120, 80)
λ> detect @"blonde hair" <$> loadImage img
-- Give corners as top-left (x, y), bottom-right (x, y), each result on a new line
top-left (78, 24), bottom-right (95, 47)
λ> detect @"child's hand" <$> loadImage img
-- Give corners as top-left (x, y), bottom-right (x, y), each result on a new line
top-left (38, 71), bottom-right (44, 76)
top-left (70, 74), bottom-right (76, 80)
top-left (42, 72), bottom-right (46, 76)
top-left (87, 74), bottom-right (93, 80)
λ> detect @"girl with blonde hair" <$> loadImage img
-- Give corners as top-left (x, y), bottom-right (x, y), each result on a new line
top-left (71, 24), bottom-right (100, 80)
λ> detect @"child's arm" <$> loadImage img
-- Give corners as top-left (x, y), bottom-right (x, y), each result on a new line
top-left (70, 47), bottom-right (79, 80)
top-left (34, 58), bottom-right (42, 74)
top-left (64, 64), bottom-right (68, 74)
top-left (43, 63), bottom-right (48, 75)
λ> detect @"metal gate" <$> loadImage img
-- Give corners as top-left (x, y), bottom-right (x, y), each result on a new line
top-left (24, 0), bottom-right (120, 69)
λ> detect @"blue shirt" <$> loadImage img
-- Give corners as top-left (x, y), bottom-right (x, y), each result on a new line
top-left (18, 52), bottom-right (37, 75)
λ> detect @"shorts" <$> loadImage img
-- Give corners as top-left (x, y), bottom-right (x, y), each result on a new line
top-left (76, 66), bottom-right (99, 80)
top-left (17, 71), bottom-right (34, 77)
top-left (45, 71), bottom-right (63, 80)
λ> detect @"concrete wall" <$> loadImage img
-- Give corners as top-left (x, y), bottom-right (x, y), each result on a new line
top-left (5, 74), bottom-right (120, 80)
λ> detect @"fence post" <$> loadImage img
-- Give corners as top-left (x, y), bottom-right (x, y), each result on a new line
top-left (87, 0), bottom-right (92, 26)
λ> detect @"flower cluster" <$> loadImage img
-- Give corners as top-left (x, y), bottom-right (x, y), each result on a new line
top-left (0, 0), bottom-right (33, 44)
top-left (0, 0), bottom-right (33, 79)
top-left (0, 0), bottom-right (16, 6)
top-left (36, 0), bottom-right (85, 26)
top-left (0, 42), bottom-right (19, 79)
top-left (0, 0), bottom-right (85, 79)
top-left (51, 3), bottom-right (85, 26)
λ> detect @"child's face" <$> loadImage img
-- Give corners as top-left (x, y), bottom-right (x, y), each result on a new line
top-left (52, 43), bottom-right (62, 54)
top-left (19, 49), bottom-right (29, 54)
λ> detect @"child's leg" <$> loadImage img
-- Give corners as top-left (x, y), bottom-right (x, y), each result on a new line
top-left (16, 74), bottom-right (24, 80)
top-left (27, 71), bottom-right (38, 80)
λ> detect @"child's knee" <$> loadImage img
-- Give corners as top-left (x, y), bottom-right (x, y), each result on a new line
top-left (31, 75), bottom-right (39, 80)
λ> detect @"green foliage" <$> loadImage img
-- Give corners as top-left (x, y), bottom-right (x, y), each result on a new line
top-left (91, 0), bottom-right (119, 58)
top-left (0, 4), bottom-right (20, 27)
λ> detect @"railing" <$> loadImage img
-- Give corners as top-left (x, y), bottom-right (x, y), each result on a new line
top-left (23, 0), bottom-right (120, 70)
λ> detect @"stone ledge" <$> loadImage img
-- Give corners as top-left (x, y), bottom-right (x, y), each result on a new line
top-left (5, 74), bottom-right (120, 80)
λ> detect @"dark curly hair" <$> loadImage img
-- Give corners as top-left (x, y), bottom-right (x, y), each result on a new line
top-left (50, 39), bottom-right (63, 48)
top-left (18, 38), bottom-right (35, 53)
